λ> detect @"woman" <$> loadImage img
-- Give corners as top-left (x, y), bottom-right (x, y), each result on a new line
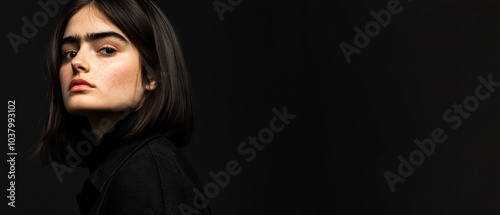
top-left (31, 0), bottom-right (212, 214)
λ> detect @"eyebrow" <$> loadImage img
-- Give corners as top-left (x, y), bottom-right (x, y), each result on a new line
top-left (60, 31), bottom-right (128, 45)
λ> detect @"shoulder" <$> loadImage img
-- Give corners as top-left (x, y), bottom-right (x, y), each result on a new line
top-left (112, 134), bottom-right (193, 180)
top-left (101, 135), bottom-right (206, 214)
top-left (134, 135), bottom-right (201, 188)
top-left (145, 136), bottom-right (203, 185)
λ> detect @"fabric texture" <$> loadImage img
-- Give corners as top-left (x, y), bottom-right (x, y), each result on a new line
top-left (75, 131), bottom-right (212, 215)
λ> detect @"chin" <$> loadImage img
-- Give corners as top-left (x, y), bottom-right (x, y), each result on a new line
top-left (65, 104), bottom-right (134, 116)
top-left (64, 100), bottom-right (101, 115)
top-left (65, 106), bottom-right (94, 116)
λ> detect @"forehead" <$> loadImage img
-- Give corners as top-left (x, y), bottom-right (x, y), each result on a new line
top-left (63, 6), bottom-right (125, 37)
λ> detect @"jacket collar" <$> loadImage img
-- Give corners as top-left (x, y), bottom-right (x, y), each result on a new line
top-left (88, 131), bottom-right (164, 192)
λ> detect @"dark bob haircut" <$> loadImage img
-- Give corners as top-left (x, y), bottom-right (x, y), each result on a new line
top-left (32, 0), bottom-right (192, 165)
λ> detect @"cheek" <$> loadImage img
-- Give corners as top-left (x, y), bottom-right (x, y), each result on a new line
top-left (105, 63), bottom-right (143, 95)
top-left (59, 66), bottom-right (72, 91)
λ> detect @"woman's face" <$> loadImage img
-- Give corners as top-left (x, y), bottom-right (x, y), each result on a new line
top-left (59, 6), bottom-right (145, 116)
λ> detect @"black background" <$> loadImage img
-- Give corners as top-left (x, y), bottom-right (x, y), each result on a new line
top-left (2, 0), bottom-right (500, 214)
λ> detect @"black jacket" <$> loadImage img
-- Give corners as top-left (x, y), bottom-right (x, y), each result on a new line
top-left (75, 131), bottom-right (212, 215)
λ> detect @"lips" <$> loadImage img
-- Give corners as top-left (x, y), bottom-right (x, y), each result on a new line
top-left (69, 78), bottom-right (95, 92)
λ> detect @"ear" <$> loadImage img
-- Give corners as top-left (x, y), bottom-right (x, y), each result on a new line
top-left (145, 77), bottom-right (157, 91)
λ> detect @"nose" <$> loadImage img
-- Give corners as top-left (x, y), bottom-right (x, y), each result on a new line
top-left (70, 51), bottom-right (90, 75)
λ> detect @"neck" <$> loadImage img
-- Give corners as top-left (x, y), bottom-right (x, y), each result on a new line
top-left (86, 113), bottom-right (124, 140)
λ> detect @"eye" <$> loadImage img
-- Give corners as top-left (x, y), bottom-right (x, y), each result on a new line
top-left (99, 47), bottom-right (116, 56)
top-left (63, 51), bottom-right (77, 60)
